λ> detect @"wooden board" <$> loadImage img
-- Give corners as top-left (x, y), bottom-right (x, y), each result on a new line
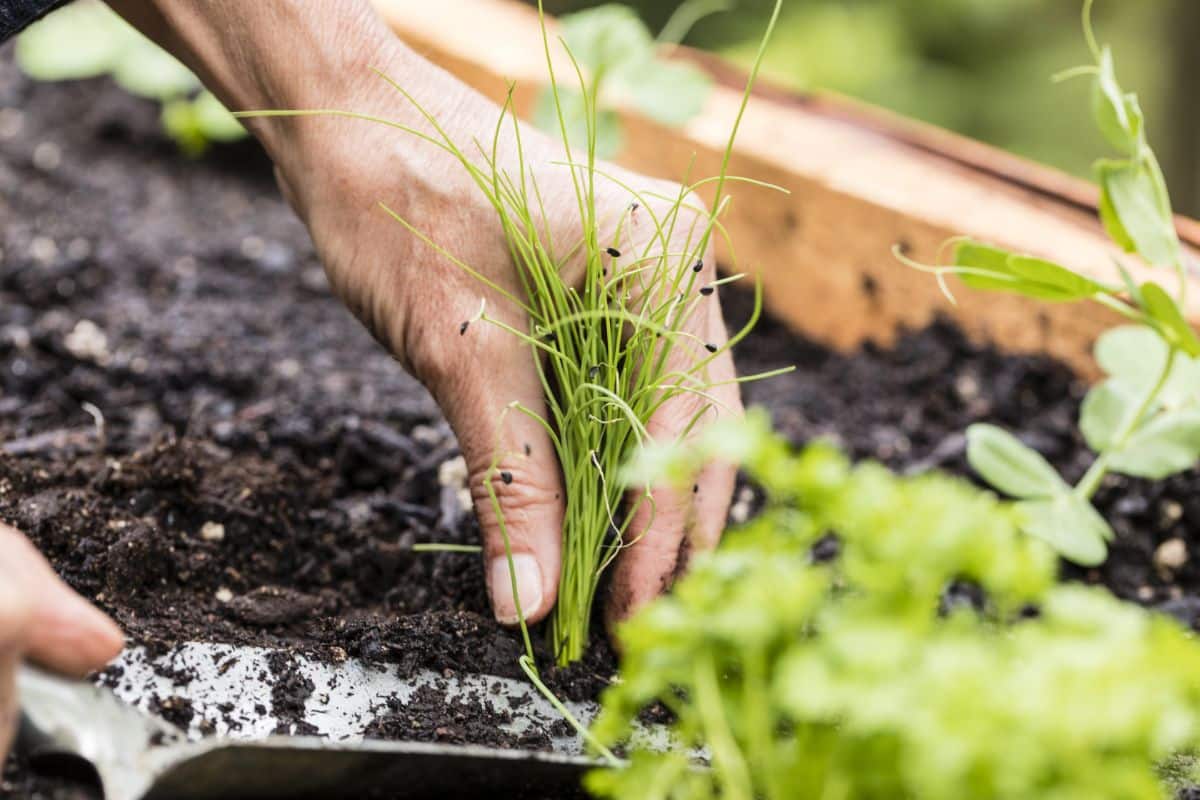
top-left (372, 0), bottom-right (1200, 377)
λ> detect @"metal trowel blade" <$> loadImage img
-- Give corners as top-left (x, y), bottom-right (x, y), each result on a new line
top-left (18, 643), bottom-right (629, 800)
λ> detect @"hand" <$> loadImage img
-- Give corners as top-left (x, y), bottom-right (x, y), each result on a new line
top-left (0, 523), bottom-right (124, 759)
top-left (267, 62), bottom-right (742, 629)
top-left (106, 1), bottom-right (741, 628)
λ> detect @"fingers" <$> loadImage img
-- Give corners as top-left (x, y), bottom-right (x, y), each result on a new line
top-left (0, 523), bottom-right (124, 766)
top-left (0, 652), bottom-right (14, 761)
top-left (437, 334), bottom-right (565, 627)
top-left (0, 562), bottom-right (28, 761)
top-left (0, 524), bottom-right (124, 679)
top-left (606, 268), bottom-right (743, 628)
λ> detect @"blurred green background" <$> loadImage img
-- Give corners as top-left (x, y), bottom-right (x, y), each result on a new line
top-left (535, 0), bottom-right (1200, 217)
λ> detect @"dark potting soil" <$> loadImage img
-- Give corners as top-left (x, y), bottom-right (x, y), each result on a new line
top-left (3, 46), bottom-right (1200, 799)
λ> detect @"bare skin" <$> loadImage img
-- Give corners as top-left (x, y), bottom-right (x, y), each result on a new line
top-left (0, 0), bottom-right (740, 756)
top-left (0, 524), bottom-right (124, 757)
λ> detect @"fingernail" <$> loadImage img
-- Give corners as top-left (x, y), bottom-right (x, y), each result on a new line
top-left (489, 554), bottom-right (543, 625)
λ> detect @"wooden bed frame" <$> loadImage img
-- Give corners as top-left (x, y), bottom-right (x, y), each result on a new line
top-left (372, 0), bottom-right (1200, 377)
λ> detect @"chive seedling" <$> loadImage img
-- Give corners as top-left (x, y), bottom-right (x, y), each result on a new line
top-left (900, 0), bottom-right (1197, 567)
top-left (239, 0), bottom-right (788, 667)
top-left (520, 0), bottom-right (787, 666)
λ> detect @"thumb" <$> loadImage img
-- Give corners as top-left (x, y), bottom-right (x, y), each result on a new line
top-left (437, 346), bottom-right (564, 626)
top-left (0, 524), bottom-right (124, 677)
top-left (0, 523), bottom-right (123, 760)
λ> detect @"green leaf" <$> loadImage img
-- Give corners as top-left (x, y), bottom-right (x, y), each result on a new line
top-left (1015, 495), bottom-right (1111, 566)
top-left (1005, 254), bottom-right (1106, 300)
top-left (622, 57), bottom-right (711, 127)
top-left (1091, 47), bottom-right (1142, 155)
top-left (14, 3), bottom-right (127, 81)
top-left (161, 98), bottom-right (206, 157)
top-left (1094, 325), bottom-right (1200, 410)
top-left (192, 91), bottom-right (246, 142)
top-left (1095, 325), bottom-right (1169, 388)
top-left (1099, 185), bottom-right (1137, 253)
top-left (1079, 380), bottom-right (1138, 452)
top-left (966, 424), bottom-right (1068, 500)
top-left (111, 40), bottom-right (199, 99)
top-left (952, 241), bottom-right (1103, 302)
top-left (1109, 409), bottom-right (1200, 479)
top-left (560, 5), bottom-right (655, 75)
top-left (534, 88), bottom-right (622, 158)
top-left (1097, 160), bottom-right (1181, 268)
top-left (1162, 356), bottom-right (1200, 409)
top-left (1119, 93), bottom-right (1147, 155)
top-left (1140, 282), bottom-right (1200, 357)
top-left (953, 240), bottom-right (1023, 293)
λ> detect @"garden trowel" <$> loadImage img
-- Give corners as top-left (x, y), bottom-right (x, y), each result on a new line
top-left (17, 642), bottom-right (609, 800)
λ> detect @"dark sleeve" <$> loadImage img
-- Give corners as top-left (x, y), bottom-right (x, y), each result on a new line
top-left (1, 0), bottom-right (70, 42)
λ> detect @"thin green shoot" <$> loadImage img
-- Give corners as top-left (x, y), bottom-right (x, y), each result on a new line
top-left (657, 0), bottom-right (734, 48)
top-left (411, 543), bottom-right (484, 554)
top-left (518, 654), bottom-right (621, 768)
top-left (1082, 0), bottom-right (1101, 60)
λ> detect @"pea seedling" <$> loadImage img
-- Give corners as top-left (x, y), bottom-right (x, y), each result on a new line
top-left (16, 1), bottom-right (244, 155)
top-left (241, 0), bottom-right (787, 667)
top-left (533, 0), bottom-right (730, 158)
top-left (900, 0), bottom-right (1197, 566)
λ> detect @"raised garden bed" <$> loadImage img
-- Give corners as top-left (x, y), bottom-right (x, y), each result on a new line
top-left (5, 3), bottom-right (1200, 799)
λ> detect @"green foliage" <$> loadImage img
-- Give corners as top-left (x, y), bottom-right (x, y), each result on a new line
top-left (1097, 160), bottom-right (1176, 266)
top-left (953, 240), bottom-right (1111, 301)
top-left (590, 414), bottom-right (1200, 800)
top-left (15, 1), bottom-right (244, 155)
top-left (533, 1), bottom-right (720, 157)
top-left (1013, 493), bottom-right (1112, 567)
top-left (714, 2), bottom-right (913, 96)
top-left (162, 91), bottom-right (249, 156)
top-left (964, 424), bottom-right (1113, 564)
top-left (664, 0), bottom-right (1175, 200)
top-left (1086, 37), bottom-right (1180, 271)
top-left (904, 2), bottom-right (1199, 567)
top-left (965, 423), bottom-right (1069, 498)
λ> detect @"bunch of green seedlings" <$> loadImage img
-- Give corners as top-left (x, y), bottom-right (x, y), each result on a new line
top-left (589, 411), bottom-right (1200, 800)
top-left (534, 0), bottom-right (727, 158)
top-left (16, 0), bottom-right (244, 155)
top-left (243, 1), bottom-right (786, 667)
top-left (899, 0), bottom-right (1198, 566)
